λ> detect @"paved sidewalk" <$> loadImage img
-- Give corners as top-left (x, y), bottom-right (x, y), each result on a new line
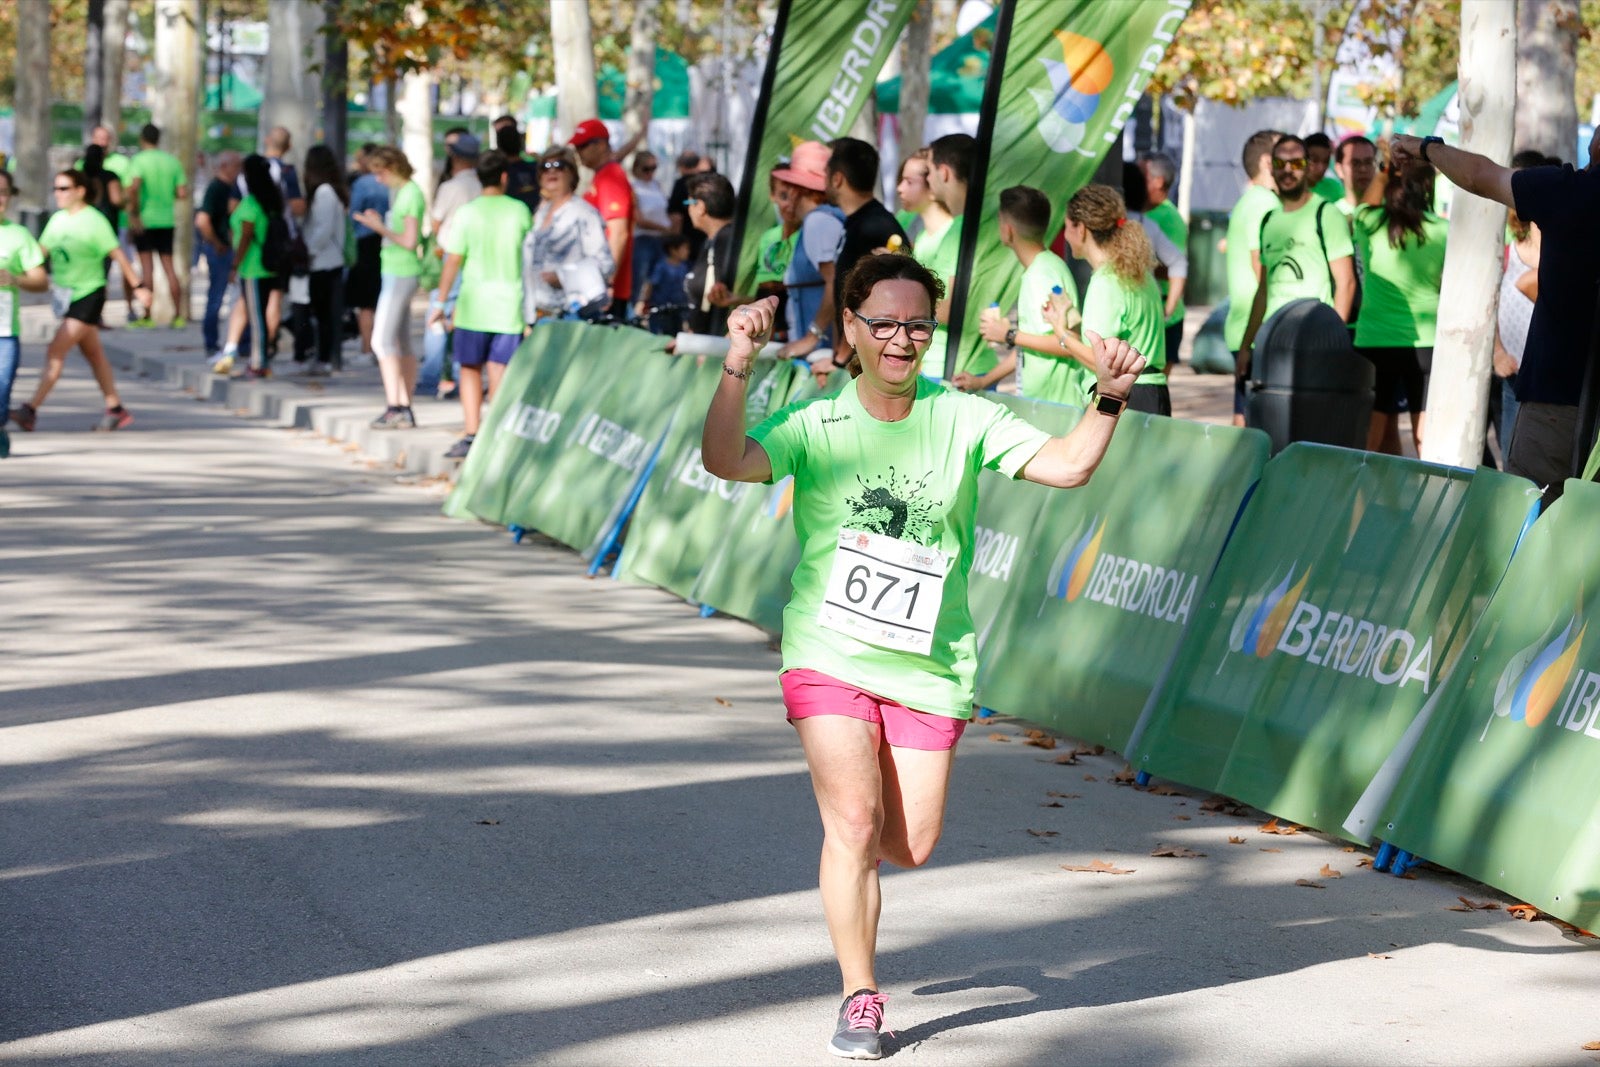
top-left (2, 304), bottom-right (1593, 1067)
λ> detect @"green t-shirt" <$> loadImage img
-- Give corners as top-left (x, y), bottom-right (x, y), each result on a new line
top-left (230, 195), bottom-right (273, 280)
top-left (0, 220), bottom-right (45, 335)
top-left (1224, 184), bottom-right (1281, 350)
top-left (381, 180), bottom-right (425, 277)
top-left (917, 216), bottom-right (960, 371)
top-left (1314, 175), bottom-right (1346, 203)
top-left (1082, 263), bottom-right (1167, 383)
top-left (1259, 198), bottom-right (1355, 324)
top-left (443, 193), bottom-right (534, 336)
top-left (748, 377), bottom-right (1052, 718)
top-left (39, 205), bottom-right (120, 300)
top-left (753, 224), bottom-right (794, 286)
top-left (1016, 249), bottom-right (1091, 406)
top-left (129, 148), bottom-right (185, 228)
top-left (1146, 200), bottom-right (1188, 327)
top-left (1352, 207), bottom-right (1449, 349)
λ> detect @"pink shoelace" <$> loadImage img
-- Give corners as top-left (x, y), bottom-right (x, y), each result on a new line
top-left (843, 990), bottom-right (892, 1035)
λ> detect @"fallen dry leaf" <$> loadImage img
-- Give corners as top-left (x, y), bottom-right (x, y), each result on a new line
top-left (1581, 1041), bottom-right (1600, 1051)
top-left (1023, 729), bottom-right (1051, 740)
top-left (1053, 752), bottom-right (1079, 765)
top-left (1040, 801), bottom-right (1063, 808)
top-left (476, 820), bottom-right (501, 826)
top-left (1173, 815), bottom-right (1192, 821)
top-left (1259, 847), bottom-right (1283, 853)
top-left (1228, 835), bottom-right (1247, 844)
top-left (1507, 903), bottom-right (1542, 921)
top-left (1027, 828), bottom-right (1059, 837)
top-left (1046, 791), bottom-right (1079, 799)
top-left (1025, 736), bottom-right (1058, 750)
top-left (1083, 774), bottom-right (1098, 782)
top-left (1342, 846), bottom-right (1357, 853)
top-left (1111, 766), bottom-right (1138, 785)
top-left (988, 733), bottom-right (1012, 743)
top-left (1147, 784), bottom-right (1185, 796)
top-left (1367, 952), bottom-right (1393, 960)
top-left (1319, 864), bottom-right (1343, 879)
top-left (1259, 818), bottom-right (1303, 836)
top-left (1357, 856), bottom-right (1374, 868)
top-left (1061, 859), bottom-right (1135, 875)
top-left (1447, 896), bottom-right (1501, 913)
top-left (1077, 743), bottom-right (1106, 756)
top-left (1295, 878), bottom-right (1326, 889)
top-left (1199, 795), bottom-right (1249, 816)
top-left (714, 697), bottom-right (732, 707)
top-left (1151, 845), bottom-right (1206, 858)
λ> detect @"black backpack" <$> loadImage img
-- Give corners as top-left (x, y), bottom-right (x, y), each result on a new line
top-left (259, 213), bottom-right (308, 276)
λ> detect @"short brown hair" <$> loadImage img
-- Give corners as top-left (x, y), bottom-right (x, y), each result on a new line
top-left (836, 253), bottom-right (945, 377)
top-left (366, 145), bottom-right (414, 180)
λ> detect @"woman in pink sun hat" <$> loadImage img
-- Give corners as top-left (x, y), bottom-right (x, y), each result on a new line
top-left (773, 141), bottom-right (847, 366)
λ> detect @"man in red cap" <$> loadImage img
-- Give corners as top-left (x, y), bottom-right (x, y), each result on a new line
top-left (570, 118), bottom-right (637, 318)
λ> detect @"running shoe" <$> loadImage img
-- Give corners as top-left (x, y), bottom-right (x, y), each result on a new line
top-left (830, 989), bottom-right (889, 1060)
top-left (127, 317), bottom-right (155, 330)
top-left (94, 406), bottom-right (134, 432)
top-left (211, 354), bottom-right (235, 376)
top-left (13, 402), bottom-right (36, 431)
top-left (171, 316), bottom-right (187, 329)
top-left (245, 366), bottom-right (271, 379)
top-left (306, 361), bottom-right (331, 377)
top-left (370, 407), bottom-right (406, 429)
top-left (0, 427), bottom-right (9, 458)
top-left (444, 435), bottom-right (474, 460)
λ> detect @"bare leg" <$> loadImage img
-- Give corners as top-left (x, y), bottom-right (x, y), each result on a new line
top-left (225, 288), bottom-right (247, 346)
top-left (486, 360), bottom-right (507, 400)
top-left (28, 321), bottom-right (82, 409)
top-left (459, 364), bottom-right (485, 436)
top-left (377, 357), bottom-right (410, 408)
top-left (875, 742), bottom-right (957, 870)
top-left (357, 309), bottom-right (375, 355)
top-left (136, 250), bottom-right (155, 317)
top-left (76, 326), bottom-right (123, 408)
top-left (1412, 410), bottom-right (1426, 456)
top-left (159, 253), bottom-right (182, 318)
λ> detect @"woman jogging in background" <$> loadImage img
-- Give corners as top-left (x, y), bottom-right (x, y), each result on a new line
top-left (211, 154), bottom-right (283, 379)
top-left (353, 145), bottom-right (424, 429)
top-left (1047, 183), bottom-right (1171, 416)
top-left (13, 169), bottom-right (151, 433)
top-left (1353, 146), bottom-right (1448, 455)
top-left (701, 253), bottom-right (1147, 1060)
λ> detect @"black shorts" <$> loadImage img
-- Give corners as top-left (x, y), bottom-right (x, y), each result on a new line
top-left (1359, 346), bottom-right (1432, 415)
top-left (64, 288), bottom-right (107, 326)
top-left (346, 235), bottom-right (382, 310)
top-left (133, 227), bottom-right (175, 255)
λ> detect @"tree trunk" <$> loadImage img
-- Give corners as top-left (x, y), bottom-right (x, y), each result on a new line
top-left (152, 0), bottom-right (202, 323)
top-left (551, 0), bottom-right (598, 141)
top-left (102, 0), bottom-right (131, 143)
top-left (322, 0), bottom-right (349, 165)
top-left (898, 3), bottom-right (932, 162)
top-left (1422, 0), bottom-right (1517, 468)
top-left (86, 0), bottom-right (106, 136)
top-left (1514, 0), bottom-right (1579, 161)
top-left (14, 0), bottom-right (51, 226)
top-left (383, 77), bottom-right (400, 145)
top-left (399, 71), bottom-right (435, 216)
top-left (262, 0), bottom-right (324, 164)
top-left (622, 0), bottom-right (660, 162)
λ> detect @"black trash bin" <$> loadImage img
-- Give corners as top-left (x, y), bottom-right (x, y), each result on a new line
top-left (1245, 298), bottom-right (1372, 454)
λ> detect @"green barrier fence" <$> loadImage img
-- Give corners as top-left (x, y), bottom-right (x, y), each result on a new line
top-left (978, 416), bottom-right (1271, 748)
top-left (616, 358), bottom-right (797, 601)
top-left (1362, 480), bottom-right (1599, 928)
top-left (968, 396), bottom-right (1083, 658)
top-left (1128, 445), bottom-right (1540, 839)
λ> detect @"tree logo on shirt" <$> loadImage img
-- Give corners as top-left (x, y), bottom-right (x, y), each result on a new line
top-left (845, 468), bottom-right (941, 543)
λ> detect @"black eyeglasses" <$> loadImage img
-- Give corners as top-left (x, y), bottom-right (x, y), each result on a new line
top-left (855, 315), bottom-right (937, 343)
top-left (1272, 157), bottom-right (1308, 173)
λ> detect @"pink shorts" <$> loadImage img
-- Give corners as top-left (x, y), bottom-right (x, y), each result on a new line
top-left (780, 668), bottom-right (967, 751)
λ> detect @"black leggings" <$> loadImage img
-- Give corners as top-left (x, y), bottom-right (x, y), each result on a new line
top-left (1128, 382), bottom-right (1173, 417)
top-left (309, 269), bottom-right (345, 369)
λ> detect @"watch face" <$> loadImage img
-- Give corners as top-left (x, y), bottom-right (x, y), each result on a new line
top-left (1095, 393), bottom-right (1125, 416)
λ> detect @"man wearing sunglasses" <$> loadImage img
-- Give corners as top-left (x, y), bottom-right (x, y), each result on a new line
top-left (1237, 134), bottom-right (1356, 389)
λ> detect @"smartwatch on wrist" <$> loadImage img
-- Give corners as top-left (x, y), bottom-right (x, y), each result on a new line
top-left (1420, 136), bottom-right (1443, 163)
top-left (1004, 327), bottom-right (1017, 349)
top-left (1090, 387), bottom-right (1127, 417)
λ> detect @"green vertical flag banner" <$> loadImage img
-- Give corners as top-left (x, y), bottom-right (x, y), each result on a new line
top-left (945, 0), bottom-right (1190, 380)
top-left (1128, 446), bottom-right (1539, 839)
top-left (617, 358), bottom-right (797, 600)
top-left (732, 0), bottom-right (917, 293)
top-left (978, 417), bottom-right (1269, 746)
top-left (1370, 481), bottom-right (1600, 930)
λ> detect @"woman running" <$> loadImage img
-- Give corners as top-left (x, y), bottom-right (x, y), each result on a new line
top-left (13, 169), bottom-right (150, 432)
top-left (702, 253), bottom-right (1146, 1059)
top-left (352, 145), bottom-right (424, 429)
top-left (211, 154), bottom-right (284, 379)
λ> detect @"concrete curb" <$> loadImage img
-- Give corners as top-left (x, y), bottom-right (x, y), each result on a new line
top-left (102, 333), bottom-right (465, 478)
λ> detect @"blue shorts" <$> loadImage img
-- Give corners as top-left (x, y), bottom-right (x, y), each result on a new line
top-left (455, 329), bottom-right (520, 368)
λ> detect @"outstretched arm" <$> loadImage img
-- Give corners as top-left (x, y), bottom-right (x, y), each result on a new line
top-left (1019, 331), bottom-right (1147, 489)
top-left (1390, 134), bottom-right (1514, 208)
top-left (702, 296), bottom-right (778, 483)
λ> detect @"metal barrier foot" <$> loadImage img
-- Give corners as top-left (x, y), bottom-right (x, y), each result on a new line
top-left (509, 525), bottom-right (526, 544)
top-left (976, 707), bottom-right (996, 720)
top-left (1372, 841), bottom-right (1396, 873)
top-left (699, 604), bottom-right (715, 618)
top-left (1135, 770), bottom-right (1152, 787)
top-left (1391, 849), bottom-right (1423, 877)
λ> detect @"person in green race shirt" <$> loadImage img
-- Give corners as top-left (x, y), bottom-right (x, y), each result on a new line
top-left (1238, 134), bottom-right (1357, 394)
top-left (976, 185), bottom-right (1089, 403)
top-left (1305, 133), bottom-right (1347, 204)
top-left (925, 133), bottom-right (995, 383)
top-left (1352, 150), bottom-right (1448, 455)
top-left (702, 254), bottom-right (1149, 1061)
top-left (213, 154), bottom-right (287, 379)
top-left (1141, 151), bottom-right (1190, 367)
top-left (427, 150), bottom-right (534, 461)
top-left (1049, 184), bottom-right (1171, 416)
top-left (354, 146), bottom-right (425, 430)
top-left (1224, 129), bottom-right (1284, 425)
top-left (14, 170), bottom-right (151, 433)
top-left (124, 124), bottom-right (189, 328)
top-left (897, 149), bottom-right (956, 370)
top-left (0, 170), bottom-right (48, 457)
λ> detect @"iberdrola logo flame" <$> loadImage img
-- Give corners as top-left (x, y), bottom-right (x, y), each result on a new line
top-left (1029, 32), bottom-right (1114, 155)
top-left (1494, 616), bottom-right (1587, 728)
top-left (764, 476), bottom-right (794, 520)
top-left (1227, 565), bottom-right (1312, 659)
top-left (1047, 515), bottom-right (1104, 601)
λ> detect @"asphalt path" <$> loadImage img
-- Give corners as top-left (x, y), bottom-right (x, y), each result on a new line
top-left (1, 355), bottom-right (1596, 1067)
